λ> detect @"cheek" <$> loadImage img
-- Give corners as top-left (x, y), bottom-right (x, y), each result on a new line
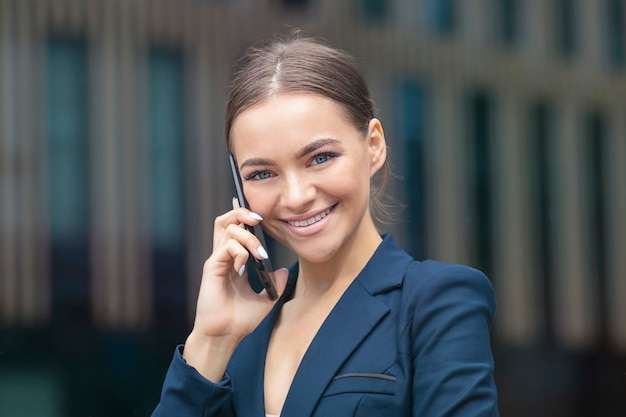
top-left (243, 186), bottom-right (276, 217)
top-left (335, 162), bottom-right (371, 197)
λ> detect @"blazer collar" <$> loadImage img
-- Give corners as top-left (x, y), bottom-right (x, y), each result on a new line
top-left (283, 234), bottom-right (412, 299)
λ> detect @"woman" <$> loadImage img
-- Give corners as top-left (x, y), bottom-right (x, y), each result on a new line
top-left (152, 34), bottom-right (499, 417)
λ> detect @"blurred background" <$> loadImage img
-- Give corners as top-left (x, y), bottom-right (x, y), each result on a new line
top-left (0, 0), bottom-right (625, 416)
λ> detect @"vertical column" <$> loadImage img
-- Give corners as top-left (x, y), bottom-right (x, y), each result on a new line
top-left (147, 0), bottom-right (188, 326)
top-left (90, 0), bottom-right (123, 327)
top-left (134, 0), bottom-right (155, 328)
top-left (149, 0), bottom-right (181, 42)
top-left (117, 0), bottom-right (152, 329)
top-left (47, 21), bottom-right (91, 323)
top-left (606, 104), bottom-right (626, 351)
top-left (429, 81), bottom-right (470, 265)
top-left (48, 0), bottom-right (64, 28)
top-left (66, 0), bottom-right (86, 32)
top-left (459, 0), bottom-right (491, 46)
top-left (31, 0), bottom-right (52, 325)
top-left (15, 0), bottom-right (44, 323)
top-left (208, 3), bottom-right (237, 234)
top-left (552, 100), bottom-right (598, 348)
top-left (493, 91), bottom-right (539, 343)
top-left (184, 5), bottom-right (214, 321)
top-left (118, 0), bottom-right (135, 328)
top-left (0, 0), bottom-right (18, 323)
top-left (396, 0), bottom-right (423, 38)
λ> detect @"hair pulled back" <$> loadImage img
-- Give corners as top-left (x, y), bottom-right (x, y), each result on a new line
top-left (225, 34), bottom-right (374, 145)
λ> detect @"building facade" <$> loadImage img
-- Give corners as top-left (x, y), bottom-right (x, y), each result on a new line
top-left (0, 0), bottom-right (625, 416)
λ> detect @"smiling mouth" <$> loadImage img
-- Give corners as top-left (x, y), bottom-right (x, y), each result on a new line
top-left (287, 204), bottom-right (337, 227)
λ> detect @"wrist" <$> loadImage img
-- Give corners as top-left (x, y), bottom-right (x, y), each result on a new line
top-left (182, 332), bottom-right (240, 383)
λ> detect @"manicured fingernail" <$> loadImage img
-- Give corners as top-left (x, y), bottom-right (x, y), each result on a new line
top-left (232, 197), bottom-right (240, 209)
top-left (238, 264), bottom-right (246, 276)
top-left (257, 246), bottom-right (268, 259)
top-left (249, 212), bottom-right (263, 221)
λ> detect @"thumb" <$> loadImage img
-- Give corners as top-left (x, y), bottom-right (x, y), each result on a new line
top-left (272, 267), bottom-right (290, 299)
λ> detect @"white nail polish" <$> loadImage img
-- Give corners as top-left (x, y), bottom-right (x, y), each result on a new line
top-left (249, 212), bottom-right (263, 221)
top-left (232, 197), bottom-right (240, 209)
top-left (238, 265), bottom-right (246, 276)
top-left (257, 246), bottom-right (269, 259)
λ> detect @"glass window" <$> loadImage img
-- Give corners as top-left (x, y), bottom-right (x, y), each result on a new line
top-left (148, 48), bottom-right (187, 325)
top-left (427, 0), bottom-right (456, 35)
top-left (497, 0), bottom-right (519, 45)
top-left (606, 0), bottom-right (625, 67)
top-left (397, 81), bottom-right (428, 260)
top-left (357, 0), bottom-right (388, 22)
top-left (556, 0), bottom-right (578, 59)
top-left (528, 101), bottom-right (555, 339)
top-left (46, 37), bottom-right (91, 320)
top-left (584, 110), bottom-right (608, 341)
top-left (466, 91), bottom-right (494, 277)
top-left (280, 0), bottom-right (308, 7)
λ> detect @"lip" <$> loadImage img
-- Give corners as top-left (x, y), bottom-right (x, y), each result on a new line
top-left (281, 203), bottom-right (337, 236)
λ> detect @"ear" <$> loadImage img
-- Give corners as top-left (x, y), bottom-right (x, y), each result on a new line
top-left (367, 118), bottom-right (387, 177)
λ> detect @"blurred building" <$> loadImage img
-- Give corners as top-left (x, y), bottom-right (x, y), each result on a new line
top-left (0, 0), bottom-right (624, 416)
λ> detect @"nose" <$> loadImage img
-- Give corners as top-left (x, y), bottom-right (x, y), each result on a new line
top-left (280, 172), bottom-right (316, 213)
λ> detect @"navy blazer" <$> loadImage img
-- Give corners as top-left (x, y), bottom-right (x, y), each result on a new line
top-left (152, 234), bottom-right (499, 416)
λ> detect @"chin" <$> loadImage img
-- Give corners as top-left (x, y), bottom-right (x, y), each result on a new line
top-left (297, 252), bottom-right (334, 264)
top-left (291, 241), bottom-right (340, 264)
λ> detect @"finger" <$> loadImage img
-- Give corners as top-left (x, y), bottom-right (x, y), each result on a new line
top-left (231, 198), bottom-right (263, 223)
top-left (214, 208), bottom-right (263, 232)
top-left (221, 238), bottom-right (251, 277)
top-left (208, 239), bottom-right (250, 276)
top-left (203, 236), bottom-right (247, 276)
top-left (223, 223), bottom-right (269, 261)
top-left (213, 208), bottom-right (264, 247)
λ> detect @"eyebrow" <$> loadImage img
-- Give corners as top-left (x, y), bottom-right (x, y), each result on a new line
top-left (240, 157), bottom-right (276, 169)
top-left (296, 138), bottom-right (341, 159)
top-left (239, 138), bottom-right (341, 169)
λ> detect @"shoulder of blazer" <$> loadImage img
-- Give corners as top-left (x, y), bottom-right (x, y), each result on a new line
top-left (359, 238), bottom-right (495, 314)
top-left (353, 234), bottom-right (414, 296)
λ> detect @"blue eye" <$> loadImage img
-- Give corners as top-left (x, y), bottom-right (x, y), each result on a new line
top-left (313, 154), bottom-right (329, 164)
top-left (245, 170), bottom-right (272, 181)
top-left (310, 151), bottom-right (338, 166)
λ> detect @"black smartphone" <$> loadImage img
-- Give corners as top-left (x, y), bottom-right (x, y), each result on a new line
top-left (228, 154), bottom-right (278, 300)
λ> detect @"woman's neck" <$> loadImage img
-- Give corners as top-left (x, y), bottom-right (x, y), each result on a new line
top-left (293, 218), bottom-right (382, 300)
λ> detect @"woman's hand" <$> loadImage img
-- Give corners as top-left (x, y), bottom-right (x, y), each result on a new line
top-left (182, 204), bottom-right (289, 382)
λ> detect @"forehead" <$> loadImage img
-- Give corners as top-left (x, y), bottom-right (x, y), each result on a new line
top-left (229, 93), bottom-right (357, 157)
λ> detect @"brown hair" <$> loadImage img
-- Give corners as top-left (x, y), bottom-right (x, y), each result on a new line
top-left (225, 33), bottom-right (393, 228)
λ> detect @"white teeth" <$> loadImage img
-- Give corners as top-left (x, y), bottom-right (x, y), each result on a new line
top-left (288, 206), bottom-right (332, 227)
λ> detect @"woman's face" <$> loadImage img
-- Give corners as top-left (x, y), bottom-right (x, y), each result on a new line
top-left (230, 93), bottom-right (386, 264)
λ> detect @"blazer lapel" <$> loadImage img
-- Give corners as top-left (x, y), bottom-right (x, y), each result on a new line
top-left (280, 280), bottom-right (390, 417)
top-left (279, 235), bottom-right (412, 417)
